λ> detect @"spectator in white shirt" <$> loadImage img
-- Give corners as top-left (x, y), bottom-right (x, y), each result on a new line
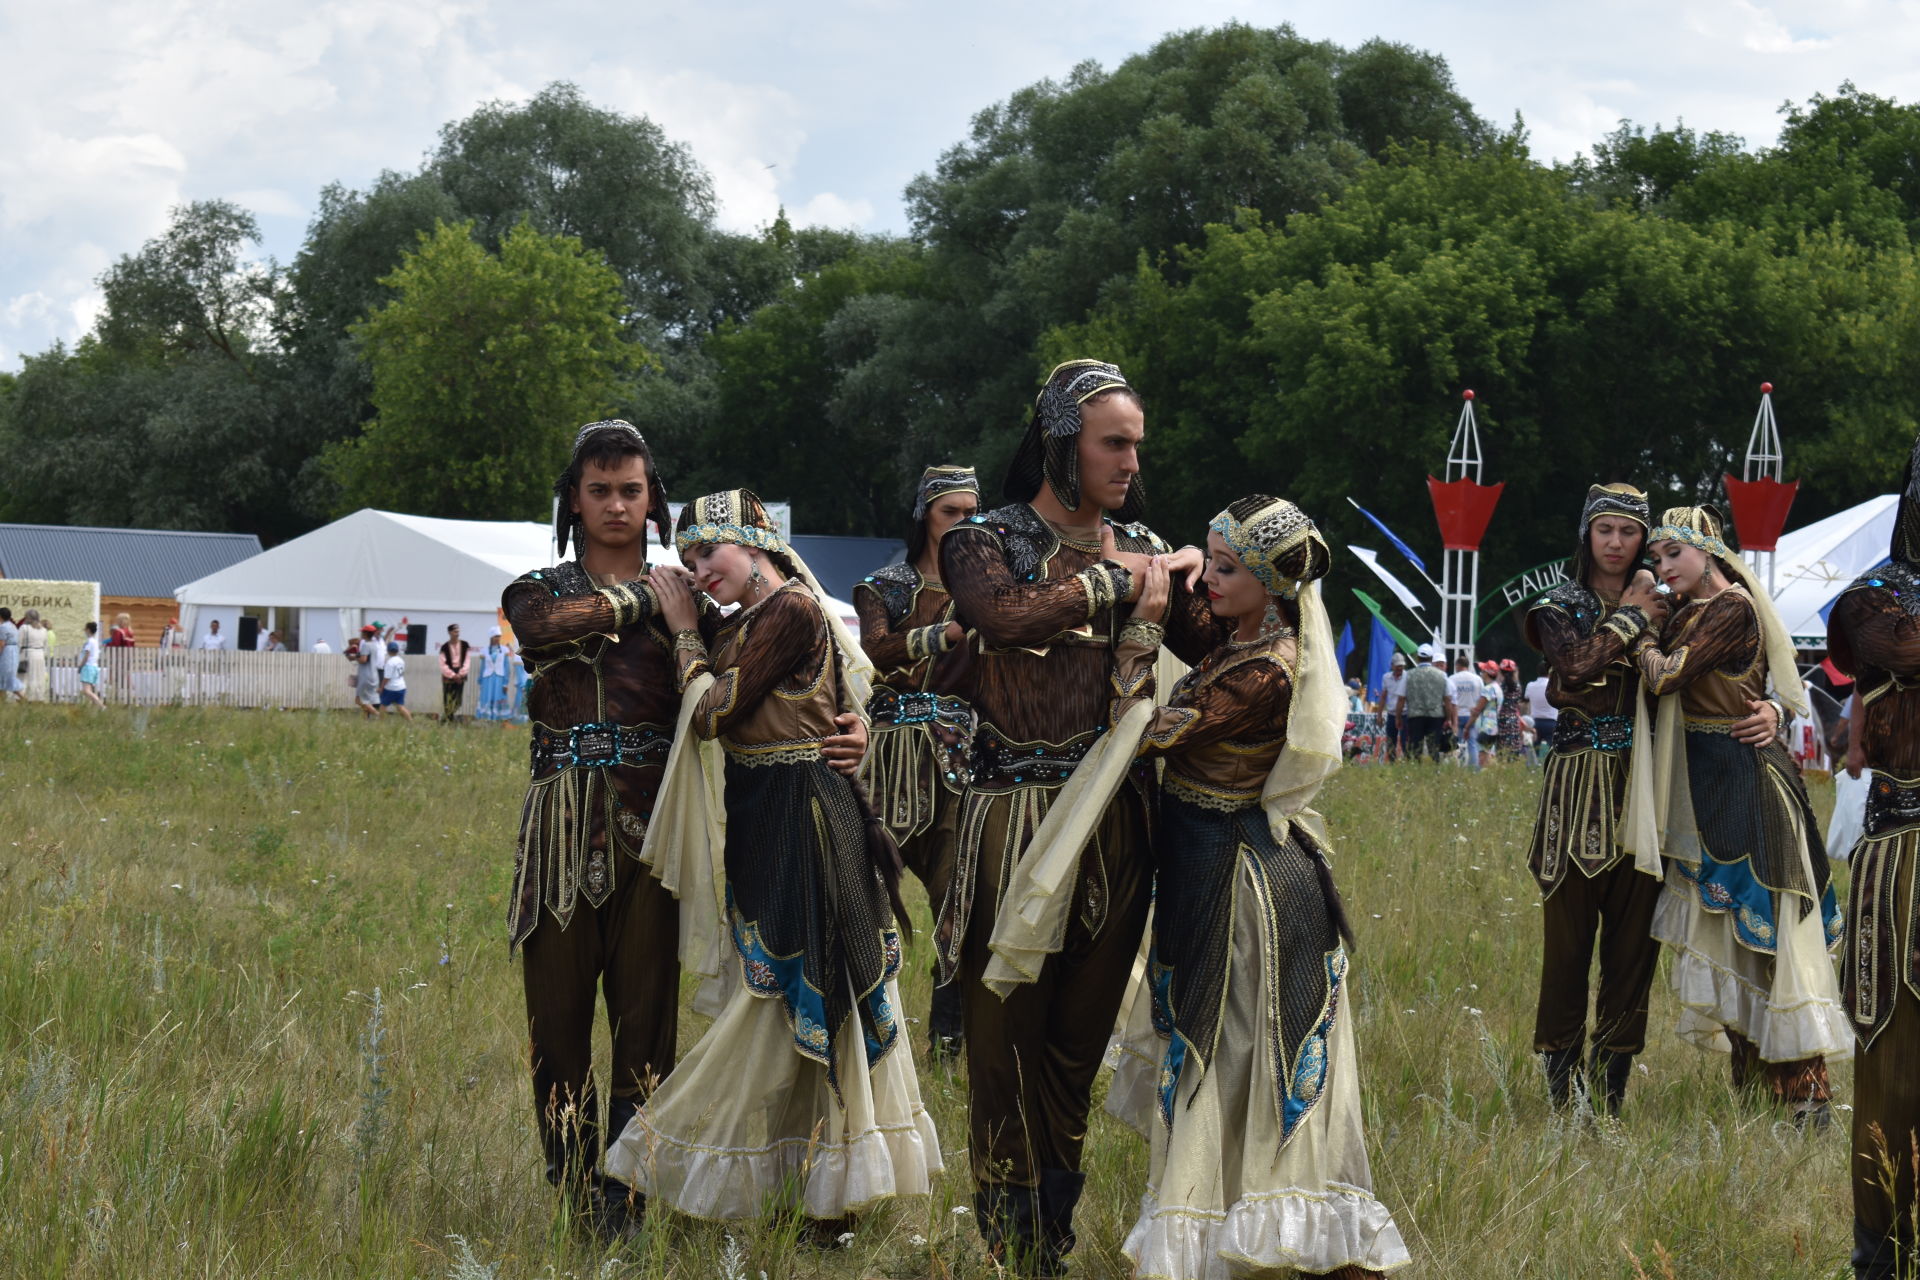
top-left (1525, 662), bottom-right (1556, 761)
top-left (78, 621), bottom-right (105, 708)
top-left (1450, 655), bottom-right (1485, 769)
top-left (378, 641), bottom-right (414, 722)
top-left (197, 620), bottom-right (229, 651)
top-left (1378, 652), bottom-right (1411, 759)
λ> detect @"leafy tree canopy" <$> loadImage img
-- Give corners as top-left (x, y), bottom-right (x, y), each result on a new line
top-left (322, 221), bottom-right (638, 520)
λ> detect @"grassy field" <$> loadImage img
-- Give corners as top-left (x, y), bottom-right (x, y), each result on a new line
top-left (0, 705), bottom-right (1863, 1278)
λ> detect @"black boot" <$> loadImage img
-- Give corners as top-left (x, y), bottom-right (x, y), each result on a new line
top-left (1589, 1047), bottom-right (1633, 1119)
top-left (928, 971), bottom-right (965, 1061)
top-left (976, 1183), bottom-right (1043, 1275)
top-left (1037, 1168), bottom-right (1087, 1276)
top-left (539, 1090), bottom-right (600, 1195)
top-left (540, 1093), bottom-right (639, 1243)
top-left (1542, 1046), bottom-right (1584, 1111)
top-left (593, 1092), bottom-right (647, 1237)
top-left (1852, 1217), bottom-right (1911, 1279)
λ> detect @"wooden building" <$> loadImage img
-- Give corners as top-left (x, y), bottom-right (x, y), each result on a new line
top-left (0, 523), bottom-right (262, 646)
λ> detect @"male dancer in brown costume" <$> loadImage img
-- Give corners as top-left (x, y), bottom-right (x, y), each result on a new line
top-left (502, 420), bottom-right (867, 1234)
top-left (1828, 431), bottom-right (1920, 1279)
top-left (856, 464), bottom-right (980, 1060)
top-left (941, 361), bottom-right (1210, 1274)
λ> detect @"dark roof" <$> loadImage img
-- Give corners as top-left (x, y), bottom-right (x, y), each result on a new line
top-left (0, 523), bottom-right (263, 599)
top-left (788, 535), bottom-right (906, 600)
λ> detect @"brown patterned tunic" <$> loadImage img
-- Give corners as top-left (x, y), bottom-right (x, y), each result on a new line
top-left (1522, 581), bottom-right (1650, 893)
top-left (936, 502), bottom-right (1216, 965)
top-left (502, 564), bottom-right (711, 946)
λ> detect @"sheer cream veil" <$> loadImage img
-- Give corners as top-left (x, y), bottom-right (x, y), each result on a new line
top-left (1262, 577), bottom-right (1346, 849)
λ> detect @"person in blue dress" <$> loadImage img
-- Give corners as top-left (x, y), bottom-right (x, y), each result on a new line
top-left (477, 630), bottom-right (515, 720)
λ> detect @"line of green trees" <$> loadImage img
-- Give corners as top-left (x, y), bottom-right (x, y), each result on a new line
top-left (4, 23), bottom-right (1919, 635)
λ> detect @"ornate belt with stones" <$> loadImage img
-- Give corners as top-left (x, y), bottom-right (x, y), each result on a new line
top-left (1865, 772), bottom-right (1920, 839)
top-left (867, 687), bottom-right (976, 786)
top-left (529, 720), bottom-right (672, 779)
top-left (969, 724), bottom-right (1102, 792)
top-left (1553, 712), bottom-right (1633, 754)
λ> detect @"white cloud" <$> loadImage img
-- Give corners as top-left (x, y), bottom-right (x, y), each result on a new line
top-left (1685, 0), bottom-right (1833, 54)
top-left (792, 192), bottom-right (877, 229)
top-left (4, 293), bottom-right (58, 330)
top-left (7, 0), bottom-right (1920, 371)
top-left (586, 66), bottom-right (810, 233)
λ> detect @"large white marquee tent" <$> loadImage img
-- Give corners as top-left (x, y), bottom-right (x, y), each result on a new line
top-left (174, 508), bottom-right (857, 652)
top-left (1763, 493), bottom-right (1896, 648)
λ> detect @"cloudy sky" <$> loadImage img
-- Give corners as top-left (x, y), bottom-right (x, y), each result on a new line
top-left (3, 0), bottom-right (1915, 369)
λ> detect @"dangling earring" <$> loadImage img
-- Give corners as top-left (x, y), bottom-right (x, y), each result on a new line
top-left (748, 561), bottom-right (766, 601)
top-left (1262, 597), bottom-right (1283, 635)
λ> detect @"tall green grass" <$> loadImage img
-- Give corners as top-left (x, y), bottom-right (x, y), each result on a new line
top-left (0, 707), bottom-right (1860, 1277)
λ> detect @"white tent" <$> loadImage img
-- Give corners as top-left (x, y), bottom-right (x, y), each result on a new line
top-left (1762, 493), bottom-right (1896, 648)
top-left (174, 508), bottom-right (859, 652)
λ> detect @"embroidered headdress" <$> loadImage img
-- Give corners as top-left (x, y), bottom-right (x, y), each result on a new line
top-left (554, 419), bottom-right (672, 555)
top-left (1003, 359), bottom-right (1146, 521)
top-left (1207, 496), bottom-right (1328, 599)
top-left (1648, 504), bottom-right (1731, 560)
top-left (912, 464), bottom-right (980, 522)
top-left (1571, 482), bottom-right (1650, 587)
top-left (673, 488), bottom-right (787, 557)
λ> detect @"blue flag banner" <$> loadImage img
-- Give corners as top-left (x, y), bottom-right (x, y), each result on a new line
top-left (1347, 498), bottom-right (1429, 576)
top-left (1335, 620), bottom-right (1355, 681)
top-left (1366, 613), bottom-right (1395, 703)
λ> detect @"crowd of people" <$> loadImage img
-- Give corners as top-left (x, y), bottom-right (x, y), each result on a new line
top-left (1348, 647), bottom-right (1547, 766)
top-left (342, 621), bottom-right (527, 723)
top-left (495, 362), bottom-right (1917, 1280)
top-left (0, 606), bottom-right (530, 720)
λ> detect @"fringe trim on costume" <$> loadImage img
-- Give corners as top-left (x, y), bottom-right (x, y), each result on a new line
top-left (863, 723), bottom-right (939, 845)
top-left (1530, 747), bottom-right (1627, 894)
top-left (508, 766), bottom-right (632, 947)
top-left (1122, 1183), bottom-right (1411, 1280)
top-left (607, 1100), bottom-right (941, 1223)
top-left (1846, 826), bottom-right (1920, 1046)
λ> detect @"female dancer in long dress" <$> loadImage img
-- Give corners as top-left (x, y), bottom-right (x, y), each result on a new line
top-left (604, 489), bottom-right (941, 1223)
top-left (1109, 496), bottom-right (1409, 1279)
top-left (855, 464), bottom-right (979, 1059)
top-left (1636, 504), bottom-right (1850, 1123)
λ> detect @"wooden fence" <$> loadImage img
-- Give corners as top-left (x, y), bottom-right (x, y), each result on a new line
top-left (30, 647), bottom-right (486, 715)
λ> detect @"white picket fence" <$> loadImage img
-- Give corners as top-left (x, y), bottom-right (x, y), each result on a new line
top-left (32, 647), bottom-right (481, 714)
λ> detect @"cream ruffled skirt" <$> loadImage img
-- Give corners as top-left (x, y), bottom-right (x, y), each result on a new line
top-left (603, 967), bottom-right (943, 1221)
top-left (1108, 862), bottom-right (1409, 1278)
top-left (1651, 866), bottom-right (1853, 1063)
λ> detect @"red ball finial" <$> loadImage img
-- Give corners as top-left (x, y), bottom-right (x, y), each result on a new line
top-left (1760, 381), bottom-right (1773, 395)
top-left (1462, 389), bottom-right (1475, 401)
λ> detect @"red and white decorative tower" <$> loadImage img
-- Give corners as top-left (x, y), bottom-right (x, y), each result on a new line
top-left (1723, 381), bottom-right (1798, 597)
top-left (1427, 389), bottom-right (1504, 666)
